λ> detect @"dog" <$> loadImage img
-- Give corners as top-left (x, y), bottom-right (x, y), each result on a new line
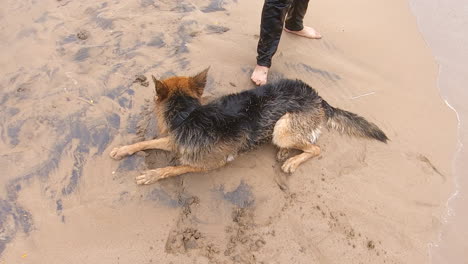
top-left (110, 68), bottom-right (387, 185)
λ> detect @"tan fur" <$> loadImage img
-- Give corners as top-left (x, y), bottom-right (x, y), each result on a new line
top-left (272, 113), bottom-right (324, 173)
top-left (110, 71), bottom-right (382, 184)
top-left (110, 80), bottom-right (325, 183)
top-left (135, 166), bottom-right (207, 185)
top-left (152, 69), bottom-right (209, 136)
top-left (109, 137), bottom-right (173, 160)
top-left (176, 132), bottom-right (248, 170)
top-left (111, 69), bottom-right (225, 184)
top-left (152, 68), bottom-right (208, 103)
top-left (154, 101), bottom-right (169, 136)
top-left (281, 144), bottom-right (321, 173)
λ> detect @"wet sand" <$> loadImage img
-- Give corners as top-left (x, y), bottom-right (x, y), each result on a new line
top-left (409, 0), bottom-right (468, 262)
top-left (0, 0), bottom-right (458, 263)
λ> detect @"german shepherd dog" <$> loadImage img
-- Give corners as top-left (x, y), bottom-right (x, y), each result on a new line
top-left (110, 68), bottom-right (387, 185)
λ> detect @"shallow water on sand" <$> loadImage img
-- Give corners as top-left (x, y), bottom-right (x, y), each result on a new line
top-left (409, 0), bottom-right (468, 262)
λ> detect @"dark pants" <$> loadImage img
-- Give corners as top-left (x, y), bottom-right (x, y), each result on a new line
top-left (256, 0), bottom-right (310, 67)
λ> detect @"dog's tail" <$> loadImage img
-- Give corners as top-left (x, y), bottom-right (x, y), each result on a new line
top-left (321, 100), bottom-right (388, 143)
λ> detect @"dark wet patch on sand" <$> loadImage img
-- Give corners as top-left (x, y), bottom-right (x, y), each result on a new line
top-left (147, 0), bottom-right (196, 12)
top-left (118, 97), bottom-right (132, 109)
top-left (56, 199), bottom-right (63, 213)
top-left (85, 4), bottom-right (114, 30)
top-left (7, 107), bottom-right (20, 116)
top-left (90, 124), bottom-right (113, 155)
top-left (74, 47), bottom-right (90, 61)
top-left (0, 0), bottom-right (209, 256)
top-left (126, 113), bottom-right (140, 134)
top-left (202, 0), bottom-right (228, 13)
top-left (205, 25), bottom-right (230, 34)
top-left (177, 58), bottom-right (190, 69)
top-left (0, 198), bottom-right (34, 256)
top-left (140, 0), bottom-right (155, 8)
top-left (0, 98), bottom-right (122, 252)
top-left (287, 63), bottom-right (341, 82)
top-left (147, 188), bottom-right (181, 208)
top-left (268, 71), bottom-right (286, 82)
top-left (17, 28), bottom-right (37, 39)
top-left (214, 181), bottom-right (254, 208)
top-left (161, 71), bottom-right (176, 79)
top-left (147, 35), bottom-right (166, 48)
top-left (62, 142), bottom-right (89, 195)
top-left (106, 113), bottom-right (121, 129)
top-left (106, 85), bottom-right (126, 99)
top-left (173, 20), bottom-right (199, 55)
top-left (171, 3), bottom-right (196, 13)
top-left (118, 155), bottom-right (145, 172)
top-left (94, 16), bottom-right (113, 30)
top-left (60, 34), bottom-right (78, 45)
top-left (34, 12), bottom-right (51, 24)
top-left (115, 41), bottom-right (146, 57)
top-left (7, 120), bottom-right (26, 146)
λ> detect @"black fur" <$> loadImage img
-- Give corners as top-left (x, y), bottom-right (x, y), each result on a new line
top-left (163, 78), bottom-right (387, 167)
top-left (110, 77), bottom-right (388, 183)
top-left (165, 79), bottom-right (321, 151)
top-left (321, 101), bottom-right (388, 143)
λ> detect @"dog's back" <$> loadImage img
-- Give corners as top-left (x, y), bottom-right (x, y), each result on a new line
top-left (110, 70), bottom-right (388, 184)
top-left (167, 80), bottom-right (322, 161)
top-left (167, 78), bottom-right (387, 169)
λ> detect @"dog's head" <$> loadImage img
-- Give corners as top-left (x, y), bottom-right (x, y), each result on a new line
top-left (151, 67), bottom-right (209, 102)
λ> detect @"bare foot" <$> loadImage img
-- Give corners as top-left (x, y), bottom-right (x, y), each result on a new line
top-left (251, 65), bottom-right (269, 86)
top-left (284, 26), bottom-right (322, 39)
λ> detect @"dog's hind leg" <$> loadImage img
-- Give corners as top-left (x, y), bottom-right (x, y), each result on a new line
top-left (135, 165), bottom-right (207, 185)
top-left (281, 144), bottom-right (321, 173)
top-left (272, 113), bottom-right (322, 173)
top-left (110, 137), bottom-right (172, 160)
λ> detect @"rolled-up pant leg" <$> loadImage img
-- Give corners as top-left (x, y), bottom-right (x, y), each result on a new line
top-left (256, 0), bottom-right (310, 67)
top-left (285, 0), bottom-right (310, 31)
top-left (256, 0), bottom-right (292, 67)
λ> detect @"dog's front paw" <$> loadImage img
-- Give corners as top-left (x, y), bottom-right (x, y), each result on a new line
top-left (135, 168), bottom-right (171, 185)
top-left (281, 158), bottom-right (299, 174)
top-left (109, 146), bottom-right (133, 160)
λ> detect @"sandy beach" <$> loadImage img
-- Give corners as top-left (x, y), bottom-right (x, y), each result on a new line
top-left (0, 0), bottom-right (460, 263)
top-left (409, 0), bottom-right (468, 262)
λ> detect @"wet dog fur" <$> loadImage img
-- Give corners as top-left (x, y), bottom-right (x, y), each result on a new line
top-left (110, 68), bottom-right (388, 185)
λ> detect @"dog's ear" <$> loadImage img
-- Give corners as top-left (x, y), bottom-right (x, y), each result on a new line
top-left (152, 75), bottom-right (168, 100)
top-left (190, 67), bottom-right (209, 97)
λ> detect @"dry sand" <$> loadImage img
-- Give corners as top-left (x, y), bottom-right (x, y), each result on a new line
top-left (0, 0), bottom-right (458, 263)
